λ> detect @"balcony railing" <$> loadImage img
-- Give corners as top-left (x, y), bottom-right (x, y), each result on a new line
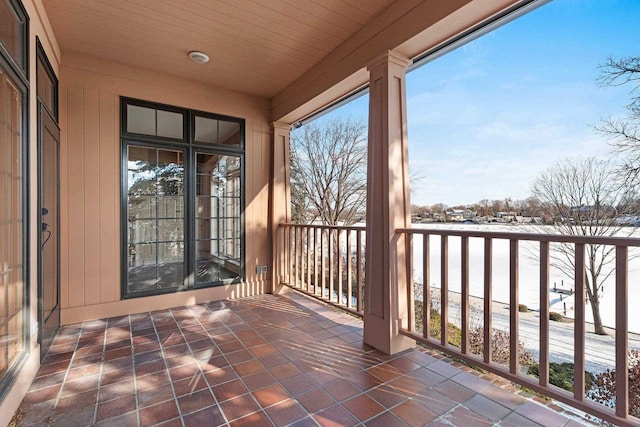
top-left (397, 227), bottom-right (640, 427)
top-left (277, 223), bottom-right (639, 425)
top-left (278, 223), bottom-right (366, 316)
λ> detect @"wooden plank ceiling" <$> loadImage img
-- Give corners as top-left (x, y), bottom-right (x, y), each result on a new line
top-left (43, 0), bottom-right (396, 99)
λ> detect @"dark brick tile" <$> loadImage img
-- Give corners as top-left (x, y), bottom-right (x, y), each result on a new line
top-left (96, 394), bottom-right (137, 422)
top-left (139, 399), bottom-right (180, 427)
top-left (314, 404), bottom-right (359, 427)
top-left (264, 398), bottom-right (308, 426)
top-left (183, 405), bottom-right (227, 427)
top-left (177, 388), bottom-right (216, 415)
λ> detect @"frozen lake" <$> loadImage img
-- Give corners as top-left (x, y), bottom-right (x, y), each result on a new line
top-left (409, 223), bottom-right (640, 334)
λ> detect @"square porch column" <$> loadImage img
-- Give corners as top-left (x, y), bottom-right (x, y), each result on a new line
top-left (363, 50), bottom-right (416, 354)
top-left (270, 122), bottom-right (292, 295)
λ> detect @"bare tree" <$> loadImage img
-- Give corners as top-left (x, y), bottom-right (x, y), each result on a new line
top-left (597, 56), bottom-right (640, 188)
top-left (290, 118), bottom-right (367, 226)
top-left (532, 157), bottom-right (636, 335)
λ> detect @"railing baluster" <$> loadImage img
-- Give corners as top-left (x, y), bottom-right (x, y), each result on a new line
top-left (313, 227), bottom-right (318, 295)
top-left (539, 241), bottom-right (550, 387)
top-left (329, 229), bottom-right (334, 302)
top-left (616, 245), bottom-right (629, 418)
top-left (288, 226), bottom-right (293, 285)
top-left (306, 226), bottom-right (311, 292)
top-left (300, 226), bottom-right (305, 288)
top-left (407, 233), bottom-right (415, 332)
top-left (510, 239), bottom-right (519, 374)
top-left (298, 226), bottom-right (303, 288)
top-left (574, 243), bottom-right (585, 402)
top-left (346, 230), bottom-right (353, 309)
top-left (292, 226), bottom-right (298, 287)
top-left (484, 238), bottom-right (492, 364)
top-left (300, 226), bottom-right (305, 289)
top-left (441, 235), bottom-right (448, 347)
top-left (320, 229), bottom-right (326, 298)
top-left (337, 229), bottom-right (343, 306)
top-left (357, 229), bottom-right (363, 313)
top-left (461, 236), bottom-right (469, 354)
top-left (423, 234), bottom-right (430, 340)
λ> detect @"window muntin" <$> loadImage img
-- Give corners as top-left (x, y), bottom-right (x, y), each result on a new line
top-left (122, 98), bottom-right (244, 298)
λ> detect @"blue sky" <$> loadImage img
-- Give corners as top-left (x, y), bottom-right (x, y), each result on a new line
top-left (293, 0), bottom-right (640, 206)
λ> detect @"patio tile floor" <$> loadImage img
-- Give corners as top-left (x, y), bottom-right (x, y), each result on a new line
top-left (17, 292), bottom-right (591, 426)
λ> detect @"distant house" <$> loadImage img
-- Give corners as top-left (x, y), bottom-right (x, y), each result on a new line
top-left (446, 209), bottom-right (476, 222)
top-left (494, 211), bottom-right (517, 222)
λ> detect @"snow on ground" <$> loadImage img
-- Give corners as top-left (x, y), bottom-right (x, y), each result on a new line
top-left (408, 223), bottom-right (640, 373)
top-left (410, 222), bottom-right (640, 334)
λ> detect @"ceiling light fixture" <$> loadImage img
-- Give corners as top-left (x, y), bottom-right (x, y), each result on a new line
top-left (188, 51), bottom-right (209, 64)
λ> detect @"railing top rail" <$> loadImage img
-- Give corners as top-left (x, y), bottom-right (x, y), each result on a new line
top-left (397, 226), bottom-right (640, 247)
top-left (280, 223), bottom-right (366, 232)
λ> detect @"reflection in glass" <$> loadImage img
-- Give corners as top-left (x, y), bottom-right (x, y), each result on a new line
top-left (195, 153), bottom-right (241, 284)
top-left (126, 146), bottom-right (185, 294)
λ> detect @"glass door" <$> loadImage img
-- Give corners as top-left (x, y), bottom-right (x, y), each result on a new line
top-left (38, 105), bottom-right (60, 358)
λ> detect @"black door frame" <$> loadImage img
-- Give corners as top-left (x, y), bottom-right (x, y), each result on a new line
top-left (36, 39), bottom-right (60, 358)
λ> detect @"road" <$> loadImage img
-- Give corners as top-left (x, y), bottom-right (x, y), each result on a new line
top-left (431, 295), bottom-right (639, 374)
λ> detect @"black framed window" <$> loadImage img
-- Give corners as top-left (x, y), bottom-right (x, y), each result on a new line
top-left (0, 0), bottom-right (28, 397)
top-left (121, 98), bottom-right (244, 298)
top-left (36, 38), bottom-right (57, 121)
top-left (0, 0), bottom-right (28, 75)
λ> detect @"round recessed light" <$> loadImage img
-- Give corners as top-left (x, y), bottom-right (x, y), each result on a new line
top-left (188, 51), bottom-right (209, 64)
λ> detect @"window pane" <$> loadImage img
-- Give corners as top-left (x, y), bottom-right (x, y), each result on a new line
top-left (37, 60), bottom-right (55, 115)
top-left (0, 70), bottom-right (25, 380)
top-left (158, 219), bottom-right (183, 241)
top-left (196, 240), bottom-right (218, 260)
top-left (157, 110), bottom-right (183, 139)
top-left (127, 105), bottom-right (156, 135)
top-left (128, 146), bottom-right (157, 195)
top-left (126, 145), bottom-right (185, 295)
top-left (128, 219), bottom-right (156, 243)
top-left (195, 116), bottom-right (241, 146)
top-left (196, 260), bottom-right (219, 283)
top-left (195, 152), bottom-right (241, 284)
top-left (196, 196), bottom-right (217, 218)
top-left (128, 196), bottom-right (156, 220)
top-left (196, 218), bottom-right (218, 240)
top-left (194, 116), bottom-right (217, 143)
top-left (157, 196), bottom-right (183, 219)
top-left (0, 1), bottom-right (23, 69)
top-left (218, 121), bottom-right (241, 146)
top-left (157, 150), bottom-right (183, 195)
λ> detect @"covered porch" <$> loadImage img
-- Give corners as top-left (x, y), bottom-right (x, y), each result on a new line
top-left (0, 0), bottom-right (635, 425)
top-left (17, 293), bottom-right (583, 426)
